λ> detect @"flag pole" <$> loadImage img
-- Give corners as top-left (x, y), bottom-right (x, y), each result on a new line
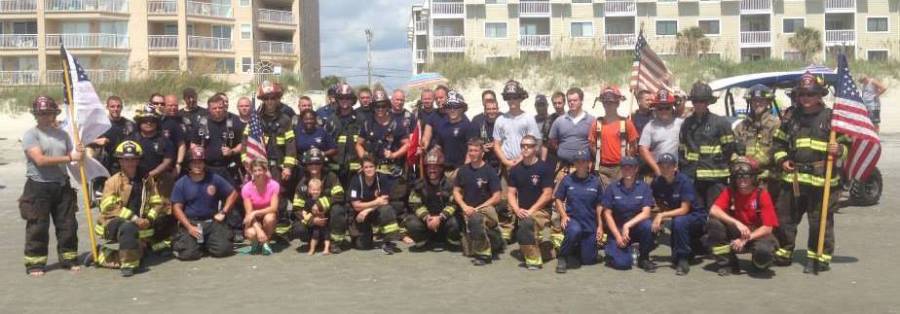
top-left (61, 50), bottom-right (100, 263)
top-left (815, 130), bottom-right (837, 272)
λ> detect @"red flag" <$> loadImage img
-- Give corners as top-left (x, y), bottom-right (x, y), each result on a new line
top-left (407, 122), bottom-right (420, 166)
top-left (831, 54), bottom-right (881, 181)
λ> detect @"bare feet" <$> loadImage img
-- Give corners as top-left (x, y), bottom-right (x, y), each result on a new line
top-left (307, 249), bottom-right (315, 256)
top-left (402, 236), bottom-right (414, 245)
top-left (69, 265), bottom-right (81, 273)
top-left (28, 270), bottom-right (45, 277)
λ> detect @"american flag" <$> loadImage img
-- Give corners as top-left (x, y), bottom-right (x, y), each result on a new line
top-left (245, 98), bottom-right (268, 161)
top-left (831, 54), bottom-right (881, 181)
top-left (59, 46), bottom-right (111, 188)
top-left (629, 30), bottom-right (673, 93)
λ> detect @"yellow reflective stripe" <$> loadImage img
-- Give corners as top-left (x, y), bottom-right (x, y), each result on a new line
top-left (275, 223), bottom-right (292, 235)
top-left (301, 212), bottom-right (313, 224)
top-left (442, 205), bottom-right (456, 216)
top-left (696, 169), bottom-right (730, 178)
top-left (712, 245), bottom-right (732, 255)
top-left (337, 135), bottom-right (347, 143)
top-left (775, 248), bottom-right (792, 258)
top-left (100, 195), bottom-right (119, 211)
top-left (120, 260), bottom-right (140, 269)
top-left (415, 206), bottom-right (428, 218)
top-left (139, 228), bottom-right (155, 238)
top-left (118, 208), bottom-right (134, 220)
top-left (685, 152), bottom-right (699, 161)
top-left (720, 134), bottom-right (735, 144)
top-left (551, 233), bottom-right (564, 249)
top-left (151, 240), bottom-right (171, 251)
top-left (408, 193), bottom-right (422, 204)
top-left (284, 130), bottom-right (295, 140)
top-left (24, 255), bottom-right (48, 266)
top-left (330, 233), bottom-right (347, 242)
top-left (148, 195), bottom-right (162, 205)
top-left (501, 228), bottom-right (512, 241)
top-left (475, 247), bottom-right (491, 256)
top-left (241, 153), bottom-right (250, 162)
top-left (699, 145), bottom-right (722, 154)
top-left (330, 185), bottom-right (344, 196)
top-left (376, 164), bottom-right (393, 174)
top-left (382, 222), bottom-right (400, 234)
top-left (61, 251), bottom-right (78, 260)
top-left (276, 136), bottom-right (286, 145)
top-left (292, 197), bottom-right (306, 209)
top-left (818, 254), bottom-right (832, 264)
top-left (349, 162), bottom-right (361, 171)
top-left (781, 172), bottom-right (840, 187)
top-left (774, 129), bottom-right (788, 141)
top-left (773, 151), bottom-right (788, 162)
top-left (806, 250), bottom-right (817, 259)
top-left (317, 197), bottom-right (331, 211)
top-left (147, 209), bottom-right (159, 221)
top-left (96, 249), bottom-right (112, 266)
top-left (283, 156), bottom-right (297, 167)
top-left (524, 255), bottom-right (543, 267)
top-left (795, 138), bottom-right (828, 152)
top-left (94, 223), bottom-right (105, 236)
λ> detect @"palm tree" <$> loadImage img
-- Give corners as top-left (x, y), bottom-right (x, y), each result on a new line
top-left (676, 27), bottom-right (711, 58)
top-left (788, 27), bottom-right (823, 63)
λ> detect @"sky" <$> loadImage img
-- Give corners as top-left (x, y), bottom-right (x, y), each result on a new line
top-left (319, 0), bottom-right (415, 90)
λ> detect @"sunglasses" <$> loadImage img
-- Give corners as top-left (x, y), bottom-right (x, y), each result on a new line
top-left (151, 102), bottom-right (164, 106)
top-left (520, 143), bottom-right (537, 149)
top-left (735, 174), bottom-right (754, 179)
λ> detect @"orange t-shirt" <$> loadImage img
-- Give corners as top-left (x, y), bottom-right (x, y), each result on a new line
top-left (588, 118), bottom-right (639, 165)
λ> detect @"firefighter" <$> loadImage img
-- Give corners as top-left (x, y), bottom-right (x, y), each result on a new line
top-left (734, 84), bottom-right (782, 194)
top-left (130, 104), bottom-right (176, 197)
top-left (587, 86), bottom-right (639, 189)
top-left (679, 82), bottom-right (736, 211)
top-left (323, 83), bottom-right (364, 187)
top-left (20, 96), bottom-right (84, 276)
top-left (772, 72), bottom-right (849, 274)
top-left (508, 135), bottom-right (558, 270)
top-left (355, 89), bottom-right (409, 213)
top-left (706, 156), bottom-right (779, 276)
top-left (348, 155), bottom-right (402, 254)
top-left (291, 148), bottom-right (349, 253)
top-left (405, 148), bottom-right (462, 251)
top-left (454, 138), bottom-right (503, 266)
top-left (178, 88), bottom-right (207, 135)
top-left (94, 141), bottom-right (175, 276)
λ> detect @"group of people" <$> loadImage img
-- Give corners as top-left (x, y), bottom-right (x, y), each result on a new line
top-left (19, 72), bottom-right (849, 278)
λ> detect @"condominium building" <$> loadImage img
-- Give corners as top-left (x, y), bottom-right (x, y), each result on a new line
top-left (0, 0), bottom-right (321, 88)
top-left (407, 0), bottom-right (900, 74)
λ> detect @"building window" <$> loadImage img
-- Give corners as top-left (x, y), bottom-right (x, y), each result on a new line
top-left (212, 25), bottom-right (231, 38)
top-left (572, 0), bottom-right (591, 3)
top-left (164, 24), bottom-right (178, 35)
top-left (216, 58), bottom-right (235, 73)
top-left (571, 22), bottom-right (593, 37)
top-left (242, 57), bottom-right (253, 73)
top-left (698, 20), bottom-right (719, 35)
top-left (867, 17), bottom-right (888, 32)
top-left (783, 18), bottom-right (804, 34)
top-left (485, 22), bottom-right (507, 38)
top-left (486, 0), bottom-right (506, 3)
top-left (868, 50), bottom-right (888, 61)
top-left (656, 20), bottom-right (677, 36)
top-left (241, 24), bottom-right (251, 39)
top-left (784, 51), bottom-right (803, 61)
top-left (240, 0), bottom-right (249, 6)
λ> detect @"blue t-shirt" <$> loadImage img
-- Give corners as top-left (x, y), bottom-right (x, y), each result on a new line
top-left (294, 126), bottom-right (335, 156)
top-left (555, 174), bottom-right (603, 227)
top-left (454, 162), bottom-right (501, 207)
top-left (171, 172), bottom-right (235, 220)
top-left (508, 159), bottom-right (554, 209)
top-left (602, 179), bottom-right (655, 224)
top-left (433, 117), bottom-right (478, 167)
top-left (651, 172), bottom-right (705, 216)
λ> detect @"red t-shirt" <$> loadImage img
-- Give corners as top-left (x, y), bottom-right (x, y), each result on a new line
top-left (713, 187), bottom-right (779, 228)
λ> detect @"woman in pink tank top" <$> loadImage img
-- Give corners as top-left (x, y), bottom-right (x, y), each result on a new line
top-left (241, 160), bottom-right (280, 255)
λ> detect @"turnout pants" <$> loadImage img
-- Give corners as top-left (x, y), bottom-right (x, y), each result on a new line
top-left (774, 184), bottom-right (838, 265)
top-left (291, 204), bottom-right (349, 243)
top-left (558, 219), bottom-right (598, 266)
top-left (516, 209), bottom-right (563, 267)
top-left (97, 217), bottom-right (176, 269)
top-left (18, 179), bottom-right (78, 272)
top-left (706, 217), bottom-right (777, 269)
top-left (669, 213), bottom-right (707, 262)
top-left (605, 220), bottom-right (655, 269)
top-left (350, 205), bottom-right (401, 250)
top-left (404, 214), bottom-right (462, 248)
top-left (172, 219), bottom-right (233, 260)
top-left (463, 206), bottom-right (502, 259)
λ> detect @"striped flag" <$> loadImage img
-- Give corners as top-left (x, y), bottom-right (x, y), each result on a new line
top-left (831, 54), bottom-right (881, 181)
top-left (245, 98), bottom-right (268, 162)
top-left (59, 46), bottom-right (111, 188)
top-left (629, 30), bottom-right (673, 94)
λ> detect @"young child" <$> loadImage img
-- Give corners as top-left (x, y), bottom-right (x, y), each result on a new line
top-left (305, 179), bottom-right (331, 255)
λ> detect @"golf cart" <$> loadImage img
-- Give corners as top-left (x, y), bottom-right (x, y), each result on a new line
top-left (708, 66), bottom-right (882, 207)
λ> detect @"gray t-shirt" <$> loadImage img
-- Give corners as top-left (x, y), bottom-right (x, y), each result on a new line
top-left (23, 126), bottom-right (72, 183)
top-left (639, 117), bottom-right (683, 161)
top-left (493, 111), bottom-right (541, 161)
top-left (549, 111), bottom-right (595, 163)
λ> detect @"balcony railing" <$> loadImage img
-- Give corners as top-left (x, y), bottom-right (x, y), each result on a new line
top-left (0, 0), bottom-right (37, 12)
top-left (825, 0), bottom-right (855, 12)
top-left (186, 0), bottom-right (233, 19)
top-left (739, 0), bottom-right (771, 14)
top-left (188, 35), bottom-right (232, 51)
top-left (519, 1), bottom-right (551, 18)
top-left (47, 69), bottom-right (127, 84)
top-left (604, 0), bottom-right (636, 17)
top-left (45, 33), bottom-right (129, 49)
top-left (415, 20), bottom-right (427, 34)
top-left (149, 35), bottom-right (178, 50)
top-left (431, 36), bottom-right (465, 52)
top-left (605, 33), bottom-right (635, 50)
top-left (0, 34), bottom-right (39, 48)
top-left (825, 29), bottom-right (855, 45)
top-left (431, 2), bottom-right (464, 18)
top-left (416, 49), bottom-right (426, 63)
top-left (258, 41), bottom-right (294, 55)
top-left (45, 0), bottom-right (128, 13)
top-left (0, 71), bottom-right (40, 85)
top-left (740, 31), bottom-right (771, 47)
top-left (519, 34), bottom-right (551, 51)
top-left (258, 8), bottom-right (294, 24)
top-left (147, 0), bottom-right (176, 15)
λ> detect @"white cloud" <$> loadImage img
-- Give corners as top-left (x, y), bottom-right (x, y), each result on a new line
top-left (320, 0), bottom-right (414, 88)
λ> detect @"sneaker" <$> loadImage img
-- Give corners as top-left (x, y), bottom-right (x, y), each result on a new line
top-left (555, 257), bottom-right (568, 274)
top-left (261, 243), bottom-right (273, 256)
top-left (638, 258), bottom-right (657, 273)
top-left (526, 264), bottom-right (542, 271)
top-left (675, 259), bottom-right (690, 276)
top-left (233, 233), bottom-right (245, 244)
top-left (120, 268), bottom-right (135, 277)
